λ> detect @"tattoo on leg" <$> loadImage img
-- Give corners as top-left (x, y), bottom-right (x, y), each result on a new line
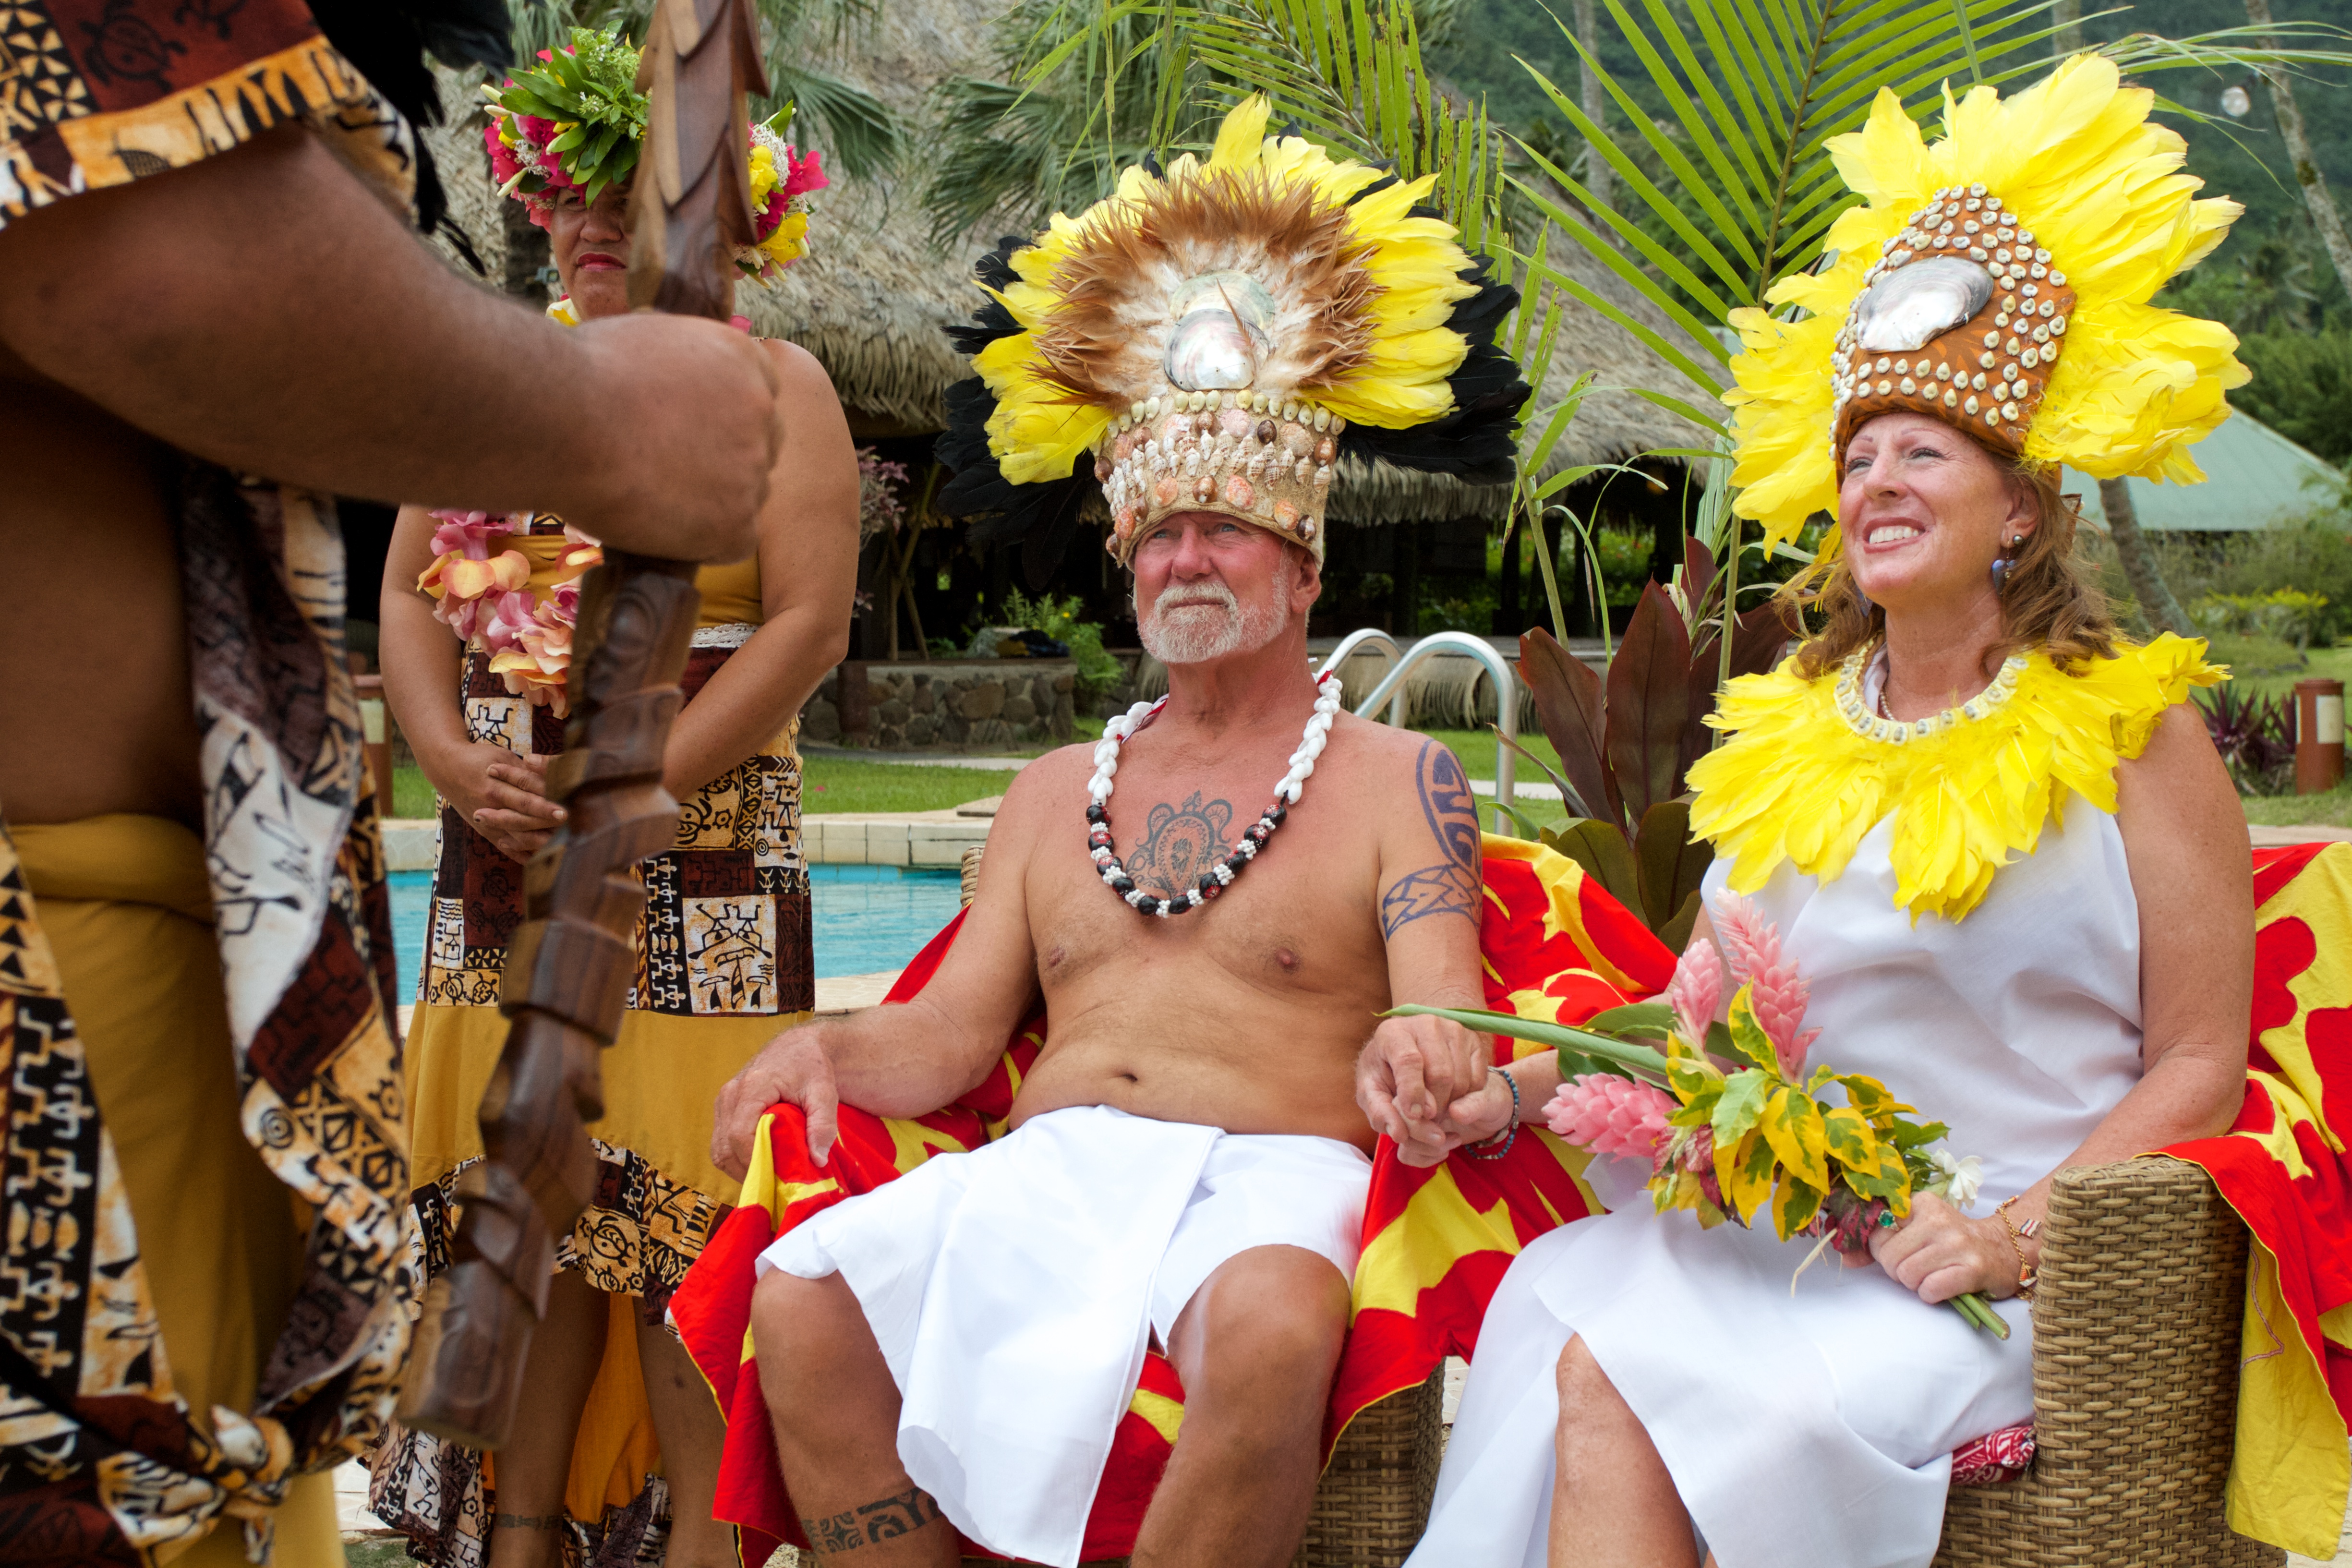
top-left (495, 1512), bottom-right (564, 1531)
top-left (1381, 741), bottom-right (1482, 937)
top-left (801, 1486), bottom-right (944, 1553)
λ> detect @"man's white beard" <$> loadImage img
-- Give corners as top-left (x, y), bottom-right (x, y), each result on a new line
top-left (1137, 560), bottom-right (1293, 665)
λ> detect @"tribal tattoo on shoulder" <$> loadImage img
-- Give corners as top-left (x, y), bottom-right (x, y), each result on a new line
top-left (801, 1485), bottom-right (944, 1553)
top-left (1381, 741), bottom-right (1482, 938)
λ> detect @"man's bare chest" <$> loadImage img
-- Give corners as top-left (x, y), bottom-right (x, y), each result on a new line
top-left (1027, 772), bottom-right (1388, 996)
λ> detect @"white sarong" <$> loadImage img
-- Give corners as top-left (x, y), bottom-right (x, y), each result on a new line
top-left (756, 1104), bottom-right (1372, 1567)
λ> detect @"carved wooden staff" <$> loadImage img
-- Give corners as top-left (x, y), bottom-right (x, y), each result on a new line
top-left (399, 0), bottom-right (771, 1447)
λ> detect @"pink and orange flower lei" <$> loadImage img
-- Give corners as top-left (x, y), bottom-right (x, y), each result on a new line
top-left (418, 510), bottom-right (602, 716)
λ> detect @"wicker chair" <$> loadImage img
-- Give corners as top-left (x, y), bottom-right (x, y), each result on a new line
top-left (947, 847), bottom-right (2279, 1567)
top-left (1935, 1157), bottom-right (2280, 1567)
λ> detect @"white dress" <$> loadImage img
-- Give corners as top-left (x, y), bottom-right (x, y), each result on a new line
top-left (1410, 671), bottom-right (2148, 1568)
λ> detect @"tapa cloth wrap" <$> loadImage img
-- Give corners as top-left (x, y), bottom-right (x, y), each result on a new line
top-left (374, 519), bottom-right (809, 1568)
top-left (756, 1104), bottom-right (1371, 1568)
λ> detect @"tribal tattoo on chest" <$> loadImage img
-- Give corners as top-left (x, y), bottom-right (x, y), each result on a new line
top-left (1380, 741), bottom-right (1481, 937)
top-left (1123, 790), bottom-right (1235, 899)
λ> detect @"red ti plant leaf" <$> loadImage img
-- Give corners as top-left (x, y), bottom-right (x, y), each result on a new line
top-left (1606, 582), bottom-right (1692, 822)
top-left (1519, 627), bottom-right (1621, 832)
top-left (1682, 535), bottom-right (1716, 618)
top-left (1683, 603), bottom-right (1796, 784)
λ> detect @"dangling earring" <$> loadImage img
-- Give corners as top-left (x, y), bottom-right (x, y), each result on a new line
top-left (1990, 534), bottom-right (2024, 593)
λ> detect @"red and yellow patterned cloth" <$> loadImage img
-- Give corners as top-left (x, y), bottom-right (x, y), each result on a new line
top-left (0, 0), bottom-right (417, 234)
top-left (673, 837), bottom-right (2352, 1560)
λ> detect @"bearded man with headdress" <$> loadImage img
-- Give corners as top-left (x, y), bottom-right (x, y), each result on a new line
top-left (706, 97), bottom-right (1528, 1568)
top-left (0, 1), bottom-right (780, 1560)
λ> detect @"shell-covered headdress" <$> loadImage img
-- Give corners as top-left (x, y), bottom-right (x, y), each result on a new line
top-left (938, 97), bottom-right (1528, 565)
top-left (1724, 55), bottom-right (2247, 548)
top-left (483, 27), bottom-right (827, 282)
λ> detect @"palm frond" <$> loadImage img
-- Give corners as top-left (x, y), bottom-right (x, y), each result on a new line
top-left (1504, 0), bottom-right (2065, 410)
top-left (502, 0), bottom-right (905, 176)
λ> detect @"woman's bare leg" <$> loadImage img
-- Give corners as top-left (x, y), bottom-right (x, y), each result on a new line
top-left (1549, 1336), bottom-right (1698, 1568)
top-left (639, 1318), bottom-right (737, 1568)
top-left (487, 1268), bottom-right (609, 1568)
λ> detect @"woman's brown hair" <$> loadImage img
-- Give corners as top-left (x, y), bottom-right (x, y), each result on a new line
top-left (1780, 440), bottom-right (2119, 681)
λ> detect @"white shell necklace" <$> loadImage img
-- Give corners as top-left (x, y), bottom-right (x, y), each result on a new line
top-left (1083, 671), bottom-right (1342, 917)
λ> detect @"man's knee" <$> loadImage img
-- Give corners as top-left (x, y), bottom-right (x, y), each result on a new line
top-left (1555, 1335), bottom-right (1636, 1439)
top-left (750, 1269), bottom-right (871, 1390)
top-left (1175, 1246), bottom-right (1351, 1406)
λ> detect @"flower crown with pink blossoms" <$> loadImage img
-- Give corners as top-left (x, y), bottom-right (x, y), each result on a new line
top-left (482, 26), bottom-right (827, 282)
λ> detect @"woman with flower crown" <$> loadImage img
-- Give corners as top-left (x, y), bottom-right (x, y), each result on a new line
top-left (367, 28), bottom-right (857, 1568)
top-left (1387, 58), bottom-right (2255, 1568)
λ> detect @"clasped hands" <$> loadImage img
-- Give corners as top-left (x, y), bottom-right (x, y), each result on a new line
top-left (1352, 1014), bottom-right (1507, 1169)
top-left (435, 743), bottom-right (567, 863)
top-left (1350, 1018), bottom-right (2029, 1304)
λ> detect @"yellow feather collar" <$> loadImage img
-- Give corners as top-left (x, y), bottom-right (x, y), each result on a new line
top-left (1685, 634), bottom-right (2222, 923)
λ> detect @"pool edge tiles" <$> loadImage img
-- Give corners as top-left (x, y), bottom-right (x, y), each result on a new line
top-left (803, 814), bottom-right (989, 868)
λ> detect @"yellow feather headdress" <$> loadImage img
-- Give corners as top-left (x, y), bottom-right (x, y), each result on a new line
top-left (1723, 55), bottom-right (2248, 550)
top-left (937, 97), bottom-right (1529, 567)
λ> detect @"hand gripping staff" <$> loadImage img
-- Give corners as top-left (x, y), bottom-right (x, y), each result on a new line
top-left (398, 0), bottom-right (771, 1447)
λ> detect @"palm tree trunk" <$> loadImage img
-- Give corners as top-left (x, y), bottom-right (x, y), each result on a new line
top-left (2245, 0), bottom-right (2352, 307)
top-left (1572, 0), bottom-right (1613, 214)
top-left (2050, 0), bottom-right (2084, 55)
top-left (2049, 8), bottom-right (2192, 644)
top-left (2101, 478), bottom-right (2193, 637)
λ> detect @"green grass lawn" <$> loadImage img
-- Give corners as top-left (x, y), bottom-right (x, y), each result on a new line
top-left (2210, 639), bottom-right (2352, 704)
top-left (391, 765), bottom-right (436, 820)
top-left (2244, 785), bottom-right (2352, 829)
top-left (803, 758), bottom-right (1022, 815)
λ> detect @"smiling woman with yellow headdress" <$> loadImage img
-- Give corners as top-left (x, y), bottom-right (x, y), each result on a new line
top-left (1402, 56), bottom-right (2256, 1568)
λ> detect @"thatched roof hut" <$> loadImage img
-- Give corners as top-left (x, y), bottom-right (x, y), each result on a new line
top-left (421, 0), bottom-right (1709, 519)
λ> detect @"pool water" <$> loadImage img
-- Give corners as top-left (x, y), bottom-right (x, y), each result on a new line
top-left (388, 864), bottom-right (963, 1004)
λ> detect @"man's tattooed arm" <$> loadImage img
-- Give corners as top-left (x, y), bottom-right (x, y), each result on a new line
top-left (800, 1485), bottom-right (945, 1555)
top-left (1380, 740), bottom-right (1482, 938)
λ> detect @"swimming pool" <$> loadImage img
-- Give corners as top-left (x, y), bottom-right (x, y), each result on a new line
top-left (388, 863), bottom-right (964, 1005)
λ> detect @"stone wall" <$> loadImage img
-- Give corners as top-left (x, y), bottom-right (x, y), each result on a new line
top-left (800, 660), bottom-right (1077, 749)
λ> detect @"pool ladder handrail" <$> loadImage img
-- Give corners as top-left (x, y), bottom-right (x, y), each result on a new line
top-left (1316, 630), bottom-right (1518, 815)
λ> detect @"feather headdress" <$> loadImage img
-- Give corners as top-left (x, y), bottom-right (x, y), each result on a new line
top-left (938, 97), bottom-right (1529, 566)
top-left (1724, 55), bottom-right (2248, 550)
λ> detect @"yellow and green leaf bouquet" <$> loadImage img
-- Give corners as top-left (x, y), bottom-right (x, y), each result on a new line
top-left (1393, 897), bottom-right (2005, 1337)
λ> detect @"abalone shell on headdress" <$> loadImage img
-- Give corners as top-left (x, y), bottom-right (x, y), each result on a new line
top-left (1849, 257), bottom-right (1995, 352)
top-left (1830, 184), bottom-right (2077, 458)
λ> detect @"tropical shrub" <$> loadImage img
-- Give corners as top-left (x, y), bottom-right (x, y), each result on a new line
top-left (2153, 519), bottom-right (2352, 646)
top-left (2233, 333), bottom-right (2352, 464)
top-left (998, 588), bottom-right (1125, 707)
top-left (2196, 684), bottom-right (2296, 797)
top-left (2188, 589), bottom-right (2333, 649)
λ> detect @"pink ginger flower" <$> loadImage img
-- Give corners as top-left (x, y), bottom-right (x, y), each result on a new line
top-left (1713, 895), bottom-right (1772, 983)
top-left (1544, 1074), bottom-right (1676, 1160)
top-left (1714, 896), bottom-right (1819, 1076)
top-left (1664, 938), bottom-right (1724, 1045)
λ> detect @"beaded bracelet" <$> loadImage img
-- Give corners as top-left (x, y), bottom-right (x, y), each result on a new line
top-left (1464, 1067), bottom-right (1520, 1161)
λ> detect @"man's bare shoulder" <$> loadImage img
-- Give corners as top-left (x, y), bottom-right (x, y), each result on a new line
top-left (1330, 713), bottom-right (1471, 813)
top-left (989, 742), bottom-right (1096, 837)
